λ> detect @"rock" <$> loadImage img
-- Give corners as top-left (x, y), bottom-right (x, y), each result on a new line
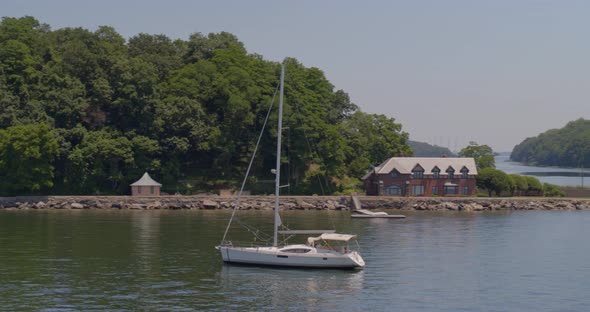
top-left (70, 203), bottom-right (84, 209)
top-left (148, 201), bottom-right (162, 209)
top-left (202, 199), bottom-right (219, 209)
top-left (35, 201), bottom-right (46, 209)
top-left (444, 202), bottom-right (458, 211)
top-left (295, 200), bottom-right (315, 210)
top-left (576, 203), bottom-right (589, 210)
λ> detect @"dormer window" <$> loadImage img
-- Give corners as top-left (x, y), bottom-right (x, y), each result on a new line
top-left (390, 170), bottom-right (398, 178)
top-left (461, 167), bottom-right (469, 179)
top-left (446, 167), bottom-right (455, 180)
top-left (432, 167), bottom-right (440, 179)
top-left (412, 165), bottom-right (424, 179)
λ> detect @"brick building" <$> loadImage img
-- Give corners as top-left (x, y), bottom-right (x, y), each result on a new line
top-left (362, 157), bottom-right (478, 196)
top-left (130, 172), bottom-right (162, 196)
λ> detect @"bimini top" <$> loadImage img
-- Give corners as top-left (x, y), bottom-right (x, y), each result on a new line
top-left (130, 172), bottom-right (162, 186)
top-left (307, 233), bottom-right (357, 245)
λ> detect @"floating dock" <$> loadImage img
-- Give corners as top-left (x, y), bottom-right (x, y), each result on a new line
top-left (351, 209), bottom-right (406, 219)
top-left (350, 197), bottom-right (406, 219)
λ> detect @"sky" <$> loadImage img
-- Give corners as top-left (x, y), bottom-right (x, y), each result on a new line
top-left (4, 0), bottom-right (590, 152)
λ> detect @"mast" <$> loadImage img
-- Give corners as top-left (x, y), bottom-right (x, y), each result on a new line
top-left (273, 63), bottom-right (285, 247)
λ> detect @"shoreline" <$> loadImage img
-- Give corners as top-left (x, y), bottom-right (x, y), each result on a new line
top-left (1, 195), bottom-right (590, 211)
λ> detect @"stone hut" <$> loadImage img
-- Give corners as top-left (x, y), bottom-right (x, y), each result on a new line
top-left (130, 172), bottom-right (162, 196)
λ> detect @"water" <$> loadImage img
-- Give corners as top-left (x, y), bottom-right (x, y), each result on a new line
top-left (495, 154), bottom-right (590, 187)
top-left (1, 209), bottom-right (590, 311)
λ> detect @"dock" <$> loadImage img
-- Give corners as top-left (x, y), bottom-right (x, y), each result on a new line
top-left (350, 196), bottom-right (406, 219)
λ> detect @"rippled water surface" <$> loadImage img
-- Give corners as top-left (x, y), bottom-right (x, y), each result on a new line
top-left (1, 209), bottom-right (590, 311)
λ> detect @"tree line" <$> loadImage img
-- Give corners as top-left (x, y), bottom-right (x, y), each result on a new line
top-left (0, 16), bottom-right (412, 196)
top-left (511, 118), bottom-right (590, 168)
top-left (459, 142), bottom-right (564, 197)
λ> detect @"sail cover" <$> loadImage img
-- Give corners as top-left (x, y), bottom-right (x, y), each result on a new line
top-left (307, 233), bottom-right (357, 245)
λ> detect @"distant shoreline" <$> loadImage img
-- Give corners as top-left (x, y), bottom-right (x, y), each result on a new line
top-left (1, 195), bottom-right (589, 211)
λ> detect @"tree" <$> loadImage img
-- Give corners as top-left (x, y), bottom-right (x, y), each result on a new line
top-left (67, 130), bottom-right (135, 194)
top-left (543, 183), bottom-right (565, 197)
top-left (0, 124), bottom-right (58, 195)
top-left (0, 18), bottom-right (416, 196)
top-left (341, 111), bottom-right (412, 177)
top-left (458, 141), bottom-right (496, 169)
top-left (409, 140), bottom-right (454, 157)
top-left (524, 176), bottom-right (543, 195)
top-left (509, 174), bottom-right (528, 196)
top-left (511, 118), bottom-right (590, 168)
top-left (476, 168), bottom-right (512, 197)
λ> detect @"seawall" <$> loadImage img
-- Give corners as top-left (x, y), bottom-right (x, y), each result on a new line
top-left (1, 196), bottom-right (590, 211)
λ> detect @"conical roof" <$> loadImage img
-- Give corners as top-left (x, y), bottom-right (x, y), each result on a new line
top-left (130, 172), bottom-right (162, 186)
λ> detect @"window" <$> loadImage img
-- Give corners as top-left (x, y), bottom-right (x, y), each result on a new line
top-left (390, 171), bottom-right (398, 178)
top-left (432, 168), bottom-right (440, 179)
top-left (432, 186), bottom-right (438, 195)
top-left (462, 186), bottom-right (469, 195)
top-left (444, 185), bottom-right (458, 195)
top-left (446, 168), bottom-right (455, 180)
top-left (412, 169), bottom-right (424, 179)
top-left (150, 186), bottom-right (155, 194)
top-left (461, 167), bottom-right (469, 179)
top-left (412, 185), bottom-right (424, 195)
top-left (137, 186), bottom-right (141, 194)
top-left (281, 248), bottom-right (312, 253)
top-left (385, 185), bottom-right (402, 195)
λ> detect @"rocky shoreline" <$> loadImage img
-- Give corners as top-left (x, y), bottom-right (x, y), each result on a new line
top-left (1, 195), bottom-right (590, 211)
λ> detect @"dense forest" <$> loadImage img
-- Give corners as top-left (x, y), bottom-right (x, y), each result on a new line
top-left (408, 141), bottom-right (454, 157)
top-left (0, 16), bottom-right (412, 196)
top-left (511, 118), bottom-right (590, 168)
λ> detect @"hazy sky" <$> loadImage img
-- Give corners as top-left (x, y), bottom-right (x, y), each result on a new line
top-left (4, 0), bottom-right (590, 152)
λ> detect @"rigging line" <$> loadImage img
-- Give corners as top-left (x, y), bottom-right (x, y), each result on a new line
top-left (221, 82), bottom-right (280, 244)
top-left (287, 127), bottom-right (291, 195)
top-left (231, 217), bottom-right (272, 242)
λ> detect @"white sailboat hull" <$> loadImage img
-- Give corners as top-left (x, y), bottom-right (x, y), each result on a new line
top-left (218, 245), bottom-right (365, 269)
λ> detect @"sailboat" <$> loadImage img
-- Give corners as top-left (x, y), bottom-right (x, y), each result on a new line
top-left (216, 63), bottom-right (365, 269)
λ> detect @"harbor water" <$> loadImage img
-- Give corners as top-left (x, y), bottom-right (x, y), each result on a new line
top-left (1, 209), bottom-right (589, 311)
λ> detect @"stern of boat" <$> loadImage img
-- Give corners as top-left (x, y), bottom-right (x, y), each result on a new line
top-left (349, 251), bottom-right (365, 268)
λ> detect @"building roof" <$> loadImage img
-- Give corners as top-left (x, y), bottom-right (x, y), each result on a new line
top-left (130, 172), bottom-right (162, 186)
top-left (362, 157), bottom-right (478, 180)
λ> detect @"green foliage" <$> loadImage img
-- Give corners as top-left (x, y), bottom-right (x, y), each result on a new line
top-left (0, 16), bottom-right (412, 195)
top-left (543, 183), bottom-right (565, 197)
top-left (408, 140), bottom-right (454, 157)
top-left (524, 176), bottom-right (543, 193)
top-left (509, 174), bottom-right (528, 196)
top-left (341, 112), bottom-right (412, 176)
top-left (476, 168), bottom-right (512, 197)
top-left (511, 118), bottom-right (590, 168)
top-left (0, 123), bottom-right (58, 195)
top-left (458, 141), bottom-right (496, 169)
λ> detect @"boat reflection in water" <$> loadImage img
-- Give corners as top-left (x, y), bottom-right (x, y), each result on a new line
top-left (218, 264), bottom-right (365, 310)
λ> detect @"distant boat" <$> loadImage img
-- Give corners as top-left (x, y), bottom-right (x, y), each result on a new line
top-left (216, 63), bottom-right (365, 269)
